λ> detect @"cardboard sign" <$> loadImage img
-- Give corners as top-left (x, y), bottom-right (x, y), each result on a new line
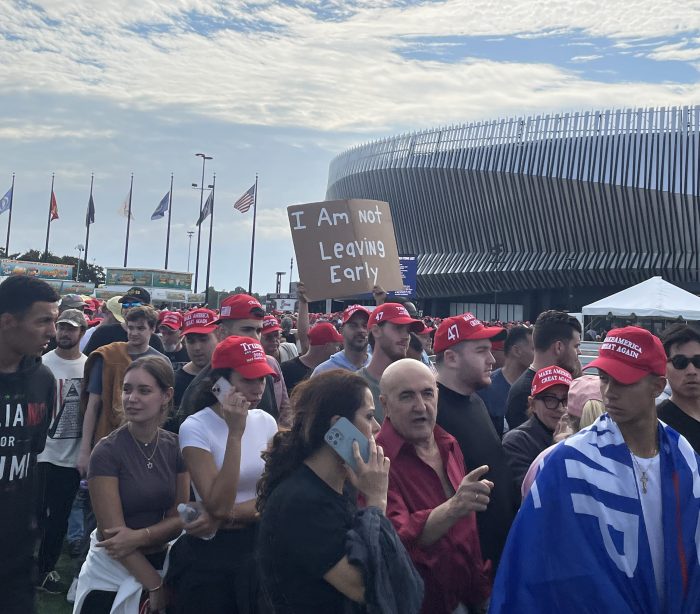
top-left (287, 199), bottom-right (403, 301)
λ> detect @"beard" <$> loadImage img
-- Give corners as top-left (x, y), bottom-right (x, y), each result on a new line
top-left (56, 338), bottom-right (78, 350)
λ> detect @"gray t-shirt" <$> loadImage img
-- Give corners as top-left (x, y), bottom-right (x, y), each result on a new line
top-left (357, 367), bottom-right (383, 423)
top-left (88, 424), bottom-right (185, 529)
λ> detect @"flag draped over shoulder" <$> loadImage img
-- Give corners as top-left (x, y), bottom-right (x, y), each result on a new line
top-left (196, 191), bottom-right (213, 226)
top-left (233, 184), bottom-right (255, 213)
top-left (151, 191), bottom-right (170, 220)
top-left (86, 194), bottom-right (95, 226)
top-left (0, 186), bottom-right (12, 215)
top-left (489, 415), bottom-right (700, 614)
top-left (50, 191), bottom-right (59, 221)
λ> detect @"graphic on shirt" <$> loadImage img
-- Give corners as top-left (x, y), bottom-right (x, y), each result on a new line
top-left (0, 395), bottom-right (47, 482)
top-left (48, 378), bottom-right (82, 439)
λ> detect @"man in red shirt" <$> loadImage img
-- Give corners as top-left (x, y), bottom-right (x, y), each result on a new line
top-left (377, 358), bottom-right (492, 614)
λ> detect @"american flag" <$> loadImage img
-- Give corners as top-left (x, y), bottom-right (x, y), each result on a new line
top-left (233, 184), bottom-right (255, 213)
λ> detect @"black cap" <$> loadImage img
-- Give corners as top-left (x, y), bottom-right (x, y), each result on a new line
top-left (118, 287), bottom-right (151, 305)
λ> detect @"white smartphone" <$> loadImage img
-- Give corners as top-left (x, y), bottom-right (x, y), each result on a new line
top-left (211, 376), bottom-right (232, 405)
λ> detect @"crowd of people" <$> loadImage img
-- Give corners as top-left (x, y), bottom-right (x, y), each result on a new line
top-left (1, 274), bottom-right (700, 614)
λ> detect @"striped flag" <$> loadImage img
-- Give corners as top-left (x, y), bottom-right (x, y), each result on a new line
top-left (196, 190), bottom-right (213, 226)
top-left (49, 191), bottom-right (59, 221)
top-left (233, 184), bottom-right (255, 213)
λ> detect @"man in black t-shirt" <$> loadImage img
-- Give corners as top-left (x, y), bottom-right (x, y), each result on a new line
top-left (658, 324), bottom-right (700, 452)
top-left (505, 310), bottom-right (581, 430)
top-left (281, 322), bottom-right (343, 395)
top-left (83, 287), bottom-right (165, 355)
top-left (158, 311), bottom-right (189, 370)
top-left (0, 276), bottom-right (59, 614)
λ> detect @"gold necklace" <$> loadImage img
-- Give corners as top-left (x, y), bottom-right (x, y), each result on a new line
top-left (128, 426), bottom-right (160, 470)
top-left (630, 449), bottom-right (657, 495)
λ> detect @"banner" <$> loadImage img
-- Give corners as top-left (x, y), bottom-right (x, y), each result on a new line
top-left (105, 267), bottom-right (192, 290)
top-left (394, 256), bottom-right (417, 298)
top-left (0, 259), bottom-right (73, 280)
top-left (287, 199), bottom-right (403, 301)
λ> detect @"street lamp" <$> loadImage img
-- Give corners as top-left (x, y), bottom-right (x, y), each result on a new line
top-left (275, 271), bottom-right (286, 294)
top-left (194, 153), bottom-right (213, 293)
top-left (75, 244), bottom-right (85, 281)
top-left (186, 231), bottom-right (194, 272)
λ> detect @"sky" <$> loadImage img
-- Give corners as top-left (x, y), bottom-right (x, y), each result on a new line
top-left (1, 0), bottom-right (699, 294)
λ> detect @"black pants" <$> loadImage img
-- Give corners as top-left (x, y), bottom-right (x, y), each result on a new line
top-left (36, 462), bottom-right (81, 574)
top-left (167, 526), bottom-right (263, 614)
top-left (3, 557), bottom-right (36, 614)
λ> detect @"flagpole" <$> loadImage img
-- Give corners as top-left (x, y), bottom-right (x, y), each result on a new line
top-left (83, 173), bottom-right (94, 282)
top-left (164, 173), bottom-right (174, 269)
top-left (204, 174), bottom-right (216, 306)
top-left (5, 172), bottom-right (15, 256)
top-left (247, 174), bottom-right (258, 294)
top-left (44, 173), bottom-right (55, 261)
top-left (194, 153), bottom-right (212, 293)
top-left (123, 173), bottom-right (133, 267)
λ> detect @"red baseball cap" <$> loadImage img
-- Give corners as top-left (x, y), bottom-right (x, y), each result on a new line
top-left (262, 315), bottom-right (283, 335)
top-left (491, 340), bottom-right (505, 352)
top-left (531, 366), bottom-right (573, 396)
top-left (159, 311), bottom-right (183, 331)
top-left (584, 326), bottom-right (666, 385)
top-left (367, 303), bottom-right (422, 331)
top-left (211, 336), bottom-right (276, 379)
top-left (182, 308), bottom-right (217, 336)
top-left (342, 304), bottom-right (371, 324)
top-left (215, 294), bottom-right (265, 323)
top-left (308, 322), bottom-right (343, 346)
top-left (433, 313), bottom-right (506, 353)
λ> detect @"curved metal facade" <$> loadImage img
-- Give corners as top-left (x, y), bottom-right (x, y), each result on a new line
top-left (326, 107), bottom-right (700, 304)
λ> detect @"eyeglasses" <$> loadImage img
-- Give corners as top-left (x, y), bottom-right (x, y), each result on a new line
top-left (536, 395), bottom-right (568, 410)
top-left (668, 355), bottom-right (700, 370)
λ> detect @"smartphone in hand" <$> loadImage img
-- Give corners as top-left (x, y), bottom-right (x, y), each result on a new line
top-left (211, 377), bottom-right (233, 405)
top-left (324, 417), bottom-right (370, 471)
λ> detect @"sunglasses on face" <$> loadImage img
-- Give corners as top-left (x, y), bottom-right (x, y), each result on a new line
top-left (668, 354), bottom-right (700, 370)
top-left (536, 394), bottom-right (568, 410)
top-left (121, 301), bottom-right (142, 309)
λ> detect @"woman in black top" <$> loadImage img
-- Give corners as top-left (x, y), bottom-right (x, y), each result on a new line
top-left (256, 370), bottom-right (388, 613)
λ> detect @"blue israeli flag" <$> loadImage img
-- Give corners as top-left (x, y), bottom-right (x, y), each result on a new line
top-left (0, 186), bottom-right (12, 215)
top-left (150, 191), bottom-right (170, 220)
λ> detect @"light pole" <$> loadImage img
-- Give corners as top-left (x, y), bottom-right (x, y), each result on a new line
top-left (186, 231), bottom-right (194, 272)
top-left (564, 256), bottom-right (576, 311)
top-left (489, 244), bottom-right (504, 322)
top-left (289, 257), bottom-right (293, 293)
top-left (194, 153), bottom-right (212, 293)
top-left (75, 244), bottom-right (85, 281)
top-left (275, 271), bottom-right (286, 294)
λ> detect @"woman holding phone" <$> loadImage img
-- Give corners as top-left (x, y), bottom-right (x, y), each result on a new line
top-left (256, 370), bottom-right (390, 613)
top-left (173, 336), bottom-right (278, 613)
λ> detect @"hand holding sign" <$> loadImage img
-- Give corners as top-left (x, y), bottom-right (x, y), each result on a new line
top-left (287, 199), bottom-right (404, 301)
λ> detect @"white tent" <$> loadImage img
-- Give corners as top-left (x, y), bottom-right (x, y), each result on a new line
top-left (582, 276), bottom-right (700, 320)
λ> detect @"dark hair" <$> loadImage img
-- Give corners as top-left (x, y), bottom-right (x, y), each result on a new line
top-left (504, 325), bottom-right (533, 354)
top-left (256, 371), bottom-right (370, 512)
top-left (409, 332), bottom-right (423, 353)
top-left (123, 356), bottom-right (175, 415)
top-left (0, 276), bottom-right (59, 317)
top-left (533, 310), bottom-right (582, 352)
top-left (661, 323), bottom-right (700, 357)
top-left (186, 367), bottom-right (234, 416)
top-left (125, 305), bottom-right (158, 329)
top-left (367, 330), bottom-right (376, 350)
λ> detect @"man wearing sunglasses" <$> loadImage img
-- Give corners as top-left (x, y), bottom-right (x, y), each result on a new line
top-left (82, 287), bottom-right (164, 356)
top-left (502, 365), bottom-right (572, 493)
top-left (658, 323), bottom-right (700, 452)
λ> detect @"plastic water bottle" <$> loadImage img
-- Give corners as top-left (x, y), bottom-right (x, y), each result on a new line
top-left (177, 503), bottom-right (216, 540)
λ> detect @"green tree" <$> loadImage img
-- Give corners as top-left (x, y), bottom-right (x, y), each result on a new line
top-left (2, 249), bottom-right (106, 285)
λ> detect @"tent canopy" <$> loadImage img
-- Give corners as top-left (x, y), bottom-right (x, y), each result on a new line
top-left (582, 277), bottom-right (700, 320)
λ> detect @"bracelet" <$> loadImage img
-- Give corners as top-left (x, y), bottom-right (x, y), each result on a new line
top-left (149, 582), bottom-right (163, 593)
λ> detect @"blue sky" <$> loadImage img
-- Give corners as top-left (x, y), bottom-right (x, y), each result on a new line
top-left (1, 0), bottom-right (698, 293)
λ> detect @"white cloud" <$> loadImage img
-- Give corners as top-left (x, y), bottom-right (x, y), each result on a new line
top-left (570, 54), bottom-right (603, 62)
top-left (647, 39), bottom-right (700, 62)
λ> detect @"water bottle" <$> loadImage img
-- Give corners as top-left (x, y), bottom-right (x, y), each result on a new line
top-left (177, 503), bottom-right (216, 540)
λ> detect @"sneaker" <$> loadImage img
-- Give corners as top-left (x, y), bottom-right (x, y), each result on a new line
top-left (66, 577), bottom-right (78, 604)
top-left (37, 570), bottom-right (63, 594)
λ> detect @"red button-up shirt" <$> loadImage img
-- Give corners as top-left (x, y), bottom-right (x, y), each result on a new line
top-left (377, 418), bottom-right (491, 614)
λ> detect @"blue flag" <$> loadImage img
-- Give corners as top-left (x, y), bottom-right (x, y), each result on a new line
top-left (150, 191), bottom-right (170, 220)
top-left (0, 186), bottom-right (13, 215)
top-left (490, 415), bottom-right (700, 613)
top-left (196, 191), bottom-right (213, 226)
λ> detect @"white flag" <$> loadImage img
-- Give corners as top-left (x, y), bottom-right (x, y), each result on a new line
top-left (118, 189), bottom-right (135, 220)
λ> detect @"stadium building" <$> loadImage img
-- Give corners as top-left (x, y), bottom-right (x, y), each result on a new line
top-left (326, 106), bottom-right (700, 321)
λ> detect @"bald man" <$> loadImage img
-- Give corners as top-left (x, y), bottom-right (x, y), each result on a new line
top-left (377, 360), bottom-right (492, 613)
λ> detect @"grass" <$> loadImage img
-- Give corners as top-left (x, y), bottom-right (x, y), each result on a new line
top-left (37, 547), bottom-right (75, 614)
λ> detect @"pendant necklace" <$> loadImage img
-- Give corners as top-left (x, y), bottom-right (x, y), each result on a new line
top-left (129, 427), bottom-right (160, 470)
top-left (630, 450), bottom-right (656, 495)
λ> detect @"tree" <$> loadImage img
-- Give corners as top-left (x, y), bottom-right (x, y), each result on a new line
top-left (4, 249), bottom-right (106, 285)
